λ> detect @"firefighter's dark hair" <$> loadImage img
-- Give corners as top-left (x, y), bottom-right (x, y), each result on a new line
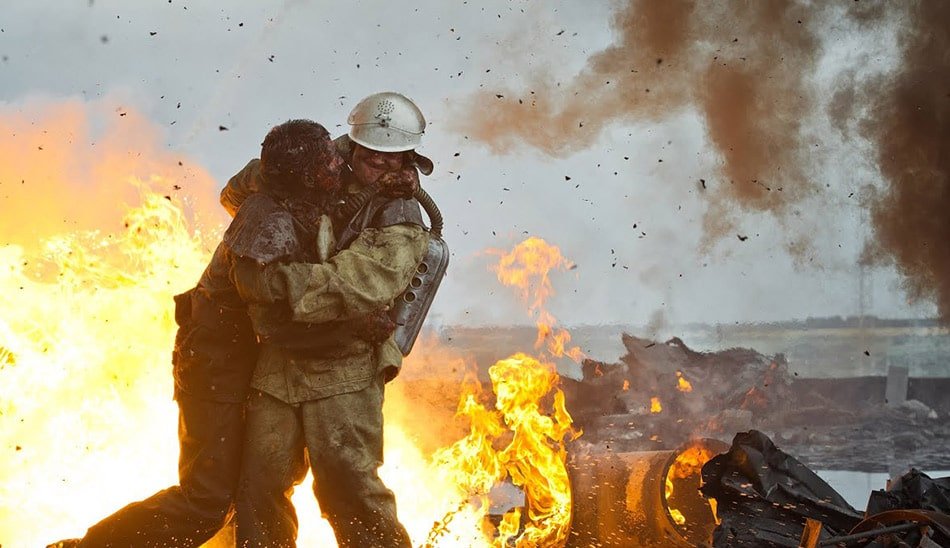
top-left (260, 119), bottom-right (332, 190)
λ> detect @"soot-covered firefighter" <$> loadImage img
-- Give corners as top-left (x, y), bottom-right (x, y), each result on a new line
top-left (225, 93), bottom-right (438, 548)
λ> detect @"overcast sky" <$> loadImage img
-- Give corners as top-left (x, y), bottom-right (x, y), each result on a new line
top-left (0, 0), bottom-right (935, 327)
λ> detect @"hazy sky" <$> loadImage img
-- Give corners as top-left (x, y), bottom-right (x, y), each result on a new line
top-left (0, 0), bottom-right (935, 327)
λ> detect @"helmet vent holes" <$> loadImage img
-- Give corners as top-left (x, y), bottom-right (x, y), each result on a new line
top-left (377, 100), bottom-right (395, 115)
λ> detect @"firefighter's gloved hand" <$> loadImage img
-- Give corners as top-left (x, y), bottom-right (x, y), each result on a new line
top-left (354, 308), bottom-right (396, 344)
top-left (376, 167), bottom-right (419, 199)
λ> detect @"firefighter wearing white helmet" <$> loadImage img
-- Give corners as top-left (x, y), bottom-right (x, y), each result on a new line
top-left (217, 95), bottom-right (442, 548)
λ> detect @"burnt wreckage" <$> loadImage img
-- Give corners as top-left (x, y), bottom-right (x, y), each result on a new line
top-left (465, 333), bottom-right (950, 546)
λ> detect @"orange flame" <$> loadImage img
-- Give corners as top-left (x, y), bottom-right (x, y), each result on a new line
top-left (431, 353), bottom-right (576, 547)
top-left (425, 237), bottom-right (583, 547)
top-left (0, 102), bottom-right (223, 545)
top-left (664, 443), bottom-right (720, 527)
top-left (490, 237), bottom-right (583, 361)
top-left (676, 371), bottom-right (693, 393)
top-left (651, 396), bottom-right (663, 414)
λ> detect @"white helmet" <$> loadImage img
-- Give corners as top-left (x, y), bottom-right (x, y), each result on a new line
top-left (347, 92), bottom-right (426, 153)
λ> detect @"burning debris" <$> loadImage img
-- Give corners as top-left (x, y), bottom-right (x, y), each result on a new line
top-left (562, 333), bottom-right (950, 471)
top-left (568, 438), bottom-right (728, 547)
top-left (428, 353), bottom-right (577, 547)
top-left (563, 334), bottom-right (793, 452)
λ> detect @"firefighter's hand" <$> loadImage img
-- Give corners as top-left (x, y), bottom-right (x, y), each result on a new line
top-left (354, 308), bottom-right (397, 344)
top-left (376, 167), bottom-right (419, 199)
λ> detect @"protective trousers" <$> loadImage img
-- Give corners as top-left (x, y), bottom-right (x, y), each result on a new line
top-left (235, 376), bottom-right (411, 548)
top-left (79, 392), bottom-right (243, 547)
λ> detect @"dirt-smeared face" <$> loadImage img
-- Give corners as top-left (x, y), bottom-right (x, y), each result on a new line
top-left (308, 137), bottom-right (346, 195)
top-left (350, 143), bottom-right (406, 186)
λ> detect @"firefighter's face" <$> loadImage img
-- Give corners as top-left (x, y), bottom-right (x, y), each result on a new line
top-left (351, 143), bottom-right (406, 186)
top-left (308, 138), bottom-right (346, 194)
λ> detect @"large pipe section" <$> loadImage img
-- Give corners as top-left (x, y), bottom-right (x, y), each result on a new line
top-left (566, 438), bottom-right (729, 547)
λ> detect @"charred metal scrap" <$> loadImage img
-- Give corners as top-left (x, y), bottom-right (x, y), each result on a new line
top-left (701, 430), bottom-right (863, 546)
top-left (867, 469), bottom-right (950, 516)
top-left (700, 431), bottom-right (950, 548)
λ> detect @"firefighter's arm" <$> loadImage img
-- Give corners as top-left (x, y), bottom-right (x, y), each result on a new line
top-left (220, 159), bottom-right (263, 217)
top-left (264, 223), bottom-right (429, 323)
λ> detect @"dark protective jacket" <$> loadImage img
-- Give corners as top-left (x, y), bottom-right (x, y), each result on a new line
top-left (171, 245), bottom-right (258, 403)
top-left (223, 159), bottom-right (430, 404)
top-left (171, 169), bottom-right (332, 403)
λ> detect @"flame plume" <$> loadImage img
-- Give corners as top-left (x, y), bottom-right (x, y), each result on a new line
top-left (431, 354), bottom-right (576, 547)
top-left (0, 192), bottom-right (209, 545)
top-left (490, 237), bottom-right (583, 362)
top-left (428, 238), bottom-right (581, 547)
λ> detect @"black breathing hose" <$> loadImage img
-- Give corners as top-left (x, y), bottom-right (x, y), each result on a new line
top-left (414, 187), bottom-right (443, 238)
top-left (335, 183), bottom-right (381, 222)
top-left (336, 184), bottom-right (444, 238)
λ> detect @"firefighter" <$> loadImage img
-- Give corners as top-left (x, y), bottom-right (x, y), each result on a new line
top-left (48, 119), bottom-right (349, 548)
top-left (228, 92), bottom-right (432, 547)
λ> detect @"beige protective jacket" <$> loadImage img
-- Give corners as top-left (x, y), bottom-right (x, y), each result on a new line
top-left (226, 160), bottom-right (429, 404)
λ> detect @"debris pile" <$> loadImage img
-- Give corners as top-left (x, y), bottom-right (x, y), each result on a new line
top-left (701, 430), bottom-right (863, 546)
top-left (702, 431), bottom-right (950, 547)
top-left (867, 469), bottom-right (950, 516)
top-left (562, 334), bottom-right (950, 470)
top-left (563, 334), bottom-right (793, 451)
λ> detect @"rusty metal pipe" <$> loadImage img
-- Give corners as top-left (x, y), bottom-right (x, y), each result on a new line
top-left (566, 438), bottom-right (729, 547)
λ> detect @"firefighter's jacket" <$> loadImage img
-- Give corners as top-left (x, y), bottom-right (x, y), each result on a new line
top-left (224, 160), bottom-right (430, 404)
top-left (171, 243), bottom-right (258, 403)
